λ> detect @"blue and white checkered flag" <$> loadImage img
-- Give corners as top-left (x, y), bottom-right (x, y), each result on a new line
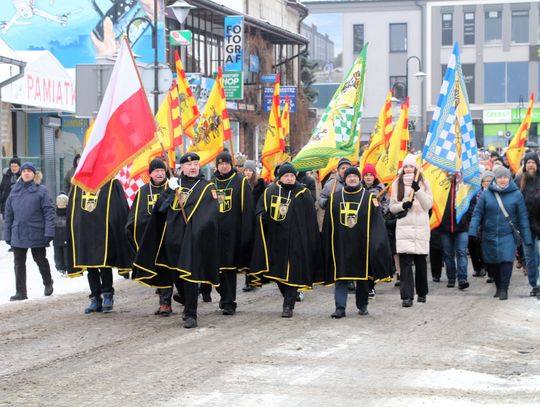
top-left (422, 42), bottom-right (480, 223)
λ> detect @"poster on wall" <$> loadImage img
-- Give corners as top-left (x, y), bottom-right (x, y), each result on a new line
top-left (0, 0), bottom-right (165, 67)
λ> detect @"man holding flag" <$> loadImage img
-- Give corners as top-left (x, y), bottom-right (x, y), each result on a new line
top-left (68, 38), bottom-right (156, 313)
top-left (421, 42), bottom-right (481, 290)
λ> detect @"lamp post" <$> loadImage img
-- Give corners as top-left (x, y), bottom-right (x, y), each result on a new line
top-left (126, 0), bottom-right (159, 114)
top-left (167, 1), bottom-right (195, 66)
top-left (405, 55), bottom-right (427, 150)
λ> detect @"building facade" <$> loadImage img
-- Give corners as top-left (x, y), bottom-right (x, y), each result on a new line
top-left (300, 23), bottom-right (335, 65)
top-left (427, 0), bottom-right (540, 148)
top-left (305, 0), bottom-right (540, 151)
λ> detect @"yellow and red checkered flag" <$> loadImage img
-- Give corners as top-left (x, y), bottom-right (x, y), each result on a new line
top-left (129, 81), bottom-right (182, 181)
top-left (507, 92), bottom-right (534, 173)
top-left (188, 67), bottom-right (231, 166)
top-left (174, 50), bottom-right (200, 139)
top-left (261, 73), bottom-right (283, 183)
top-left (359, 90), bottom-right (393, 170)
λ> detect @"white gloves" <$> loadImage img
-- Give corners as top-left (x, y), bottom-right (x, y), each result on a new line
top-left (168, 177), bottom-right (179, 191)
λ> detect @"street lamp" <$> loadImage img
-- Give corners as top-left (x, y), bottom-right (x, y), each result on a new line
top-left (126, 0), bottom-right (160, 114)
top-left (405, 55), bottom-right (426, 97)
top-left (167, 1), bottom-right (195, 66)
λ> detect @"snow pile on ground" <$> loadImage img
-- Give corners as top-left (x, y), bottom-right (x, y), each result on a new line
top-left (0, 241), bottom-right (123, 306)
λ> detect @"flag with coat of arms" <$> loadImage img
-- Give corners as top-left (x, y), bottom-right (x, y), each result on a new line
top-left (422, 42), bottom-right (480, 226)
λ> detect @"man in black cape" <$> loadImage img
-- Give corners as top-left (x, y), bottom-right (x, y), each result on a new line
top-left (125, 157), bottom-right (174, 316)
top-left (132, 152), bottom-right (219, 329)
top-left (67, 179), bottom-right (134, 313)
top-left (250, 162), bottom-right (323, 318)
top-left (213, 152), bottom-right (254, 315)
top-left (321, 166), bottom-right (392, 318)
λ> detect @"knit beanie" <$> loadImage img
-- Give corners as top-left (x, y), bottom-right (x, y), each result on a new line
top-left (344, 166), bottom-right (361, 179)
top-left (494, 166), bottom-right (511, 179)
top-left (277, 163), bottom-right (296, 179)
top-left (21, 162), bottom-right (36, 174)
top-left (149, 158), bottom-right (167, 174)
top-left (244, 160), bottom-right (257, 173)
top-left (361, 163), bottom-right (377, 178)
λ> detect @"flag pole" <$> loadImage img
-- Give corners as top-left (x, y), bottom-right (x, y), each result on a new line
top-left (157, 131), bottom-right (188, 224)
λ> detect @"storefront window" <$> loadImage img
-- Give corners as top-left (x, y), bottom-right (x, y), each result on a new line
top-left (484, 63), bottom-right (505, 103)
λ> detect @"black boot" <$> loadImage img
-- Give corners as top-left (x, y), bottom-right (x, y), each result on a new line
top-left (10, 292), bottom-right (27, 301)
top-left (44, 283), bottom-right (54, 296)
top-left (499, 289), bottom-right (508, 301)
top-left (331, 308), bottom-right (346, 318)
top-left (493, 289), bottom-right (501, 298)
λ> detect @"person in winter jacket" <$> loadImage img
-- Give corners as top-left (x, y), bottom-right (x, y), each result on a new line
top-left (439, 174), bottom-right (475, 290)
top-left (0, 156), bottom-right (21, 216)
top-left (514, 151), bottom-right (540, 296)
top-left (469, 166), bottom-right (533, 300)
top-left (319, 158), bottom-right (351, 210)
top-left (390, 154), bottom-right (433, 307)
top-left (63, 154), bottom-right (80, 196)
top-left (3, 162), bottom-right (55, 301)
top-left (469, 171), bottom-right (494, 281)
top-left (243, 160), bottom-right (266, 206)
top-left (53, 193), bottom-right (69, 276)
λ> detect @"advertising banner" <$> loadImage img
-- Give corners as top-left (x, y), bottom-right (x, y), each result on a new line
top-left (224, 16), bottom-right (244, 71)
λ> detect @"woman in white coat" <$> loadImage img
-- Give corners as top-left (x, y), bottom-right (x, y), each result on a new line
top-left (390, 154), bottom-right (433, 307)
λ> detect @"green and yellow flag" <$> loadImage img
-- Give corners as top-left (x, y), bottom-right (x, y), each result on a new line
top-left (292, 45), bottom-right (368, 171)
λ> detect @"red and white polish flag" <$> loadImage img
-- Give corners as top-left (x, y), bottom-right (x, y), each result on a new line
top-left (73, 38), bottom-right (156, 193)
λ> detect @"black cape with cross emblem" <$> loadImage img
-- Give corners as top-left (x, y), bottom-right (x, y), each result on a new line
top-left (132, 175), bottom-right (220, 287)
top-left (67, 179), bottom-right (134, 276)
top-left (321, 186), bottom-right (392, 284)
top-left (125, 181), bottom-right (167, 252)
top-left (213, 170), bottom-right (255, 273)
top-left (249, 181), bottom-right (323, 290)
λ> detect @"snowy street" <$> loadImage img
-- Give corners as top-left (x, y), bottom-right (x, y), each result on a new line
top-left (1, 244), bottom-right (539, 406)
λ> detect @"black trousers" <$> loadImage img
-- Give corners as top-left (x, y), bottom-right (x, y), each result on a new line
top-left (157, 270), bottom-right (183, 305)
top-left (182, 280), bottom-right (200, 319)
top-left (13, 247), bottom-right (53, 296)
top-left (277, 282), bottom-right (298, 309)
top-left (217, 271), bottom-right (237, 309)
top-left (429, 246), bottom-right (444, 279)
top-left (199, 283), bottom-right (212, 296)
top-left (356, 280), bottom-right (369, 308)
top-left (399, 253), bottom-right (428, 300)
top-left (87, 268), bottom-right (113, 299)
top-left (53, 246), bottom-right (68, 271)
top-left (468, 237), bottom-right (484, 272)
top-left (486, 262), bottom-right (513, 290)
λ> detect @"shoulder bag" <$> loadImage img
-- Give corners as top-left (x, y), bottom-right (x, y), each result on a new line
top-left (494, 191), bottom-right (523, 246)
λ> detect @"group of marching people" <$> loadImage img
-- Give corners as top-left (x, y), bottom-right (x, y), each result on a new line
top-left (60, 150), bottom-right (397, 328)
top-left (5, 147), bottom-right (539, 328)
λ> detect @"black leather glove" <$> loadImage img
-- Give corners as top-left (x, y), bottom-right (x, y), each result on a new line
top-left (411, 180), bottom-right (420, 192)
top-left (402, 201), bottom-right (413, 210)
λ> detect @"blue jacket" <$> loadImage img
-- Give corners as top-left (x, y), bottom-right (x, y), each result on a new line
top-left (469, 179), bottom-right (532, 264)
top-left (3, 180), bottom-right (55, 248)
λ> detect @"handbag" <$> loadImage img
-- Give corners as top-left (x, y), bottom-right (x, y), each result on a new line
top-left (494, 191), bottom-right (523, 246)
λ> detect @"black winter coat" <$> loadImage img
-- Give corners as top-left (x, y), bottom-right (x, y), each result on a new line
top-left (0, 169), bottom-right (20, 215)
